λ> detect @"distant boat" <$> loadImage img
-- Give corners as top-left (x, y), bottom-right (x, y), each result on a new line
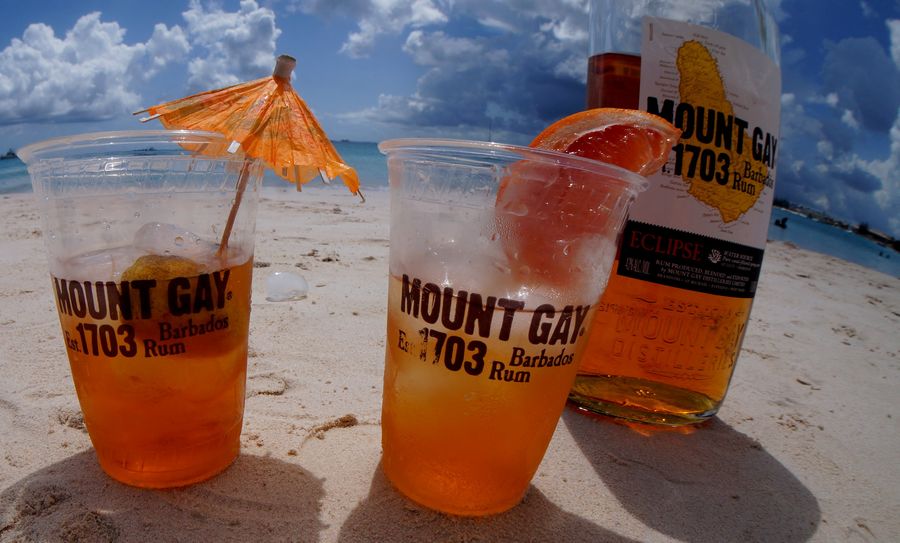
top-left (774, 217), bottom-right (788, 229)
top-left (0, 149), bottom-right (17, 160)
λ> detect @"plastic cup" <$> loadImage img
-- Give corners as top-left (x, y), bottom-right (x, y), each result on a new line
top-left (19, 130), bottom-right (263, 488)
top-left (378, 138), bottom-right (648, 515)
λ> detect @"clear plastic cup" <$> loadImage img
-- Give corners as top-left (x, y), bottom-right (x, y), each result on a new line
top-left (378, 138), bottom-right (648, 515)
top-left (19, 130), bottom-right (263, 488)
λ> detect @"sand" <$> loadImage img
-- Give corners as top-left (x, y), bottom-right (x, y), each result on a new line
top-left (0, 187), bottom-right (897, 542)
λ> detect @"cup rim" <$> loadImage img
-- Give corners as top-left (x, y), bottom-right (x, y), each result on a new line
top-left (378, 137), bottom-right (649, 193)
top-left (17, 129), bottom-right (241, 164)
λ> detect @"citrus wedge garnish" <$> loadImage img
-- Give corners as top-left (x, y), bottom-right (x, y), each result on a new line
top-left (496, 108), bottom-right (680, 280)
top-left (530, 108), bottom-right (680, 174)
top-left (122, 254), bottom-right (203, 282)
top-left (121, 255), bottom-right (204, 323)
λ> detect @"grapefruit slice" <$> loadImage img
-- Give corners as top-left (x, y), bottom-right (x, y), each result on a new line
top-left (530, 108), bottom-right (680, 173)
top-left (496, 108), bottom-right (680, 281)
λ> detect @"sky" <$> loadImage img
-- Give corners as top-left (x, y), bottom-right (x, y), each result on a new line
top-left (0, 0), bottom-right (898, 237)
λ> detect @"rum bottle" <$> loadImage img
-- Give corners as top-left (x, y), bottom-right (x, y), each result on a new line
top-left (572, 0), bottom-right (782, 425)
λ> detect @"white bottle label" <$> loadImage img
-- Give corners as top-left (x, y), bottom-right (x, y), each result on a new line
top-left (616, 17), bottom-right (781, 298)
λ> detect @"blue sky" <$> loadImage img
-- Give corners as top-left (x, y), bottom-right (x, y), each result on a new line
top-left (0, 0), bottom-right (898, 237)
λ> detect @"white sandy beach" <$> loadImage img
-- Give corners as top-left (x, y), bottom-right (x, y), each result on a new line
top-left (0, 186), bottom-right (898, 542)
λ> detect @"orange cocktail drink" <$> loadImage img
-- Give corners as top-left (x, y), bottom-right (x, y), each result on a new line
top-left (378, 139), bottom-right (648, 515)
top-left (20, 131), bottom-right (263, 488)
top-left (53, 254), bottom-right (253, 487)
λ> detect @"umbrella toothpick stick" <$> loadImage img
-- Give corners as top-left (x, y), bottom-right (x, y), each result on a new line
top-left (217, 160), bottom-right (252, 257)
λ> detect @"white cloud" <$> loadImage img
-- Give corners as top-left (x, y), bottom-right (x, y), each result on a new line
top-left (841, 109), bottom-right (860, 130)
top-left (889, 19), bottom-right (900, 67)
top-left (861, 1), bottom-right (876, 18)
top-left (822, 36), bottom-right (900, 133)
top-left (808, 92), bottom-right (839, 107)
top-left (182, 0), bottom-right (281, 89)
top-left (318, 0), bottom-right (591, 141)
top-left (539, 16), bottom-right (588, 44)
top-left (477, 16), bottom-right (517, 33)
top-left (0, 1), bottom-right (285, 125)
top-left (299, 0), bottom-right (588, 61)
top-left (402, 30), bottom-right (507, 69)
top-left (145, 24), bottom-right (191, 75)
top-left (343, 0), bottom-right (447, 57)
top-left (296, 0), bottom-right (448, 58)
top-left (860, 112), bottom-right (900, 234)
top-left (0, 12), bottom-right (188, 124)
top-left (554, 54), bottom-right (586, 80)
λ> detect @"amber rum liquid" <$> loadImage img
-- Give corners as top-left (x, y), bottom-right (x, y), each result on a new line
top-left (573, 30), bottom-right (778, 425)
top-left (586, 53), bottom-right (641, 110)
top-left (383, 273), bottom-right (596, 515)
top-left (54, 255), bottom-right (253, 487)
top-left (570, 258), bottom-right (753, 424)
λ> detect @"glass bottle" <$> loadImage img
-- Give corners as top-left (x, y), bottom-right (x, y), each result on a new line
top-left (573, 0), bottom-right (782, 425)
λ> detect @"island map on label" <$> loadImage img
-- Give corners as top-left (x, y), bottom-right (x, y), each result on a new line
top-left (676, 40), bottom-right (769, 223)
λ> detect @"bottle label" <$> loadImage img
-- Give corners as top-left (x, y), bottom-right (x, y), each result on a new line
top-left (618, 221), bottom-right (764, 298)
top-left (620, 17), bottom-right (781, 297)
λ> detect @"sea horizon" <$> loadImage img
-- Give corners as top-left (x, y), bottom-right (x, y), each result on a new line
top-left (2, 144), bottom-right (897, 278)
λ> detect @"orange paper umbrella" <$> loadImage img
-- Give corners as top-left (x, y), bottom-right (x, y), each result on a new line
top-left (135, 54), bottom-right (362, 251)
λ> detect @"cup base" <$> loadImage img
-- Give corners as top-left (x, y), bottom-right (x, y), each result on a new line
top-left (94, 438), bottom-right (240, 489)
top-left (381, 461), bottom-right (527, 517)
top-left (568, 375), bottom-right (720, 426)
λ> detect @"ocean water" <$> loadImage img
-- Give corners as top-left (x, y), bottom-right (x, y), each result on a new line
top-left (0, 156), bottom-right (31, 194)
top-left (1, 140), bottom-right (389, 194)
top-left (260, 140), bottom-right (389, 191)
top-left (3, 144), bottom-right (896, 277)
top-left (768, 207), bottom-right (898, 277)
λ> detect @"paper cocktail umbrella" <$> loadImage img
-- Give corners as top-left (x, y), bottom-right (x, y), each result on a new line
top-left (135, 54), bottom-right (362, 252)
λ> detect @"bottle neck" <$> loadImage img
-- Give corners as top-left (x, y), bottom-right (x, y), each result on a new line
top-left (588, 0), bottom-right (780, 65)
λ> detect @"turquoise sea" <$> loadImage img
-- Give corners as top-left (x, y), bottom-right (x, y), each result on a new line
top-left (2, 142), bottom-right (897, 277)
top-left (0, 155), bottom-right (30, 194)
top-left (0, 141), bottom-right (390, 193)
top-left (768, 207), bottom-right (898, 277)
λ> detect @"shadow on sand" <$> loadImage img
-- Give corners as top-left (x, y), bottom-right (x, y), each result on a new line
top-left (563, 408), bottom-right (821, 542)
top-left (0, 451), bottom-right (325, 542)
top-left (336, 461), bottom-right (639, 543)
